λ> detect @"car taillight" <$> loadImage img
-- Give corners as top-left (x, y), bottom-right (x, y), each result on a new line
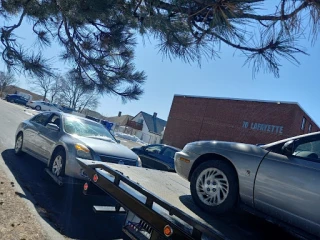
top-left (93, 174), bottom-right (98, 182)
top-left (164, 225), bottom-right (173, 237)
top-left (83, 182), bottom-right (88, 191)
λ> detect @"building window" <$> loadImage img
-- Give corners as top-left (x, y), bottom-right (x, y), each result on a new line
top-left (301, 117), bottom-right (306, 130)
top-left (309, 124), bottom-right (312, 133)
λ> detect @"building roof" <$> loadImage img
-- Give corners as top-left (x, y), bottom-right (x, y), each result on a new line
top-left (82, 109), bottom-right (108, 120)
top-left (174, 94), bottom-right (319, 128)
top-left (106, 115), bottom-right (133, 126)
top-left (140, 111), bottom-right (167, 135)
top-left (4, 85), bottom-right (47, 101)
top-left (174, 94), bottom-right (299, 105)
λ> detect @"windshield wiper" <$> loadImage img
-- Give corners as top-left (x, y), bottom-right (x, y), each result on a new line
top-left (86, 135), bottom-right (116, 143)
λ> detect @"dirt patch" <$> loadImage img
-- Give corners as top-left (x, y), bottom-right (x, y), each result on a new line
top-left (0, 169), bottom-right (48, 240)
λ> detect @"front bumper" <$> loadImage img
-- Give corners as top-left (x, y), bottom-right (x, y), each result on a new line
top-left (65, 155), bottom-right (139, 181)
top-left (65, 155), bottom-right (91, 180)
top-left (174, 151), bottom-right (197, 181)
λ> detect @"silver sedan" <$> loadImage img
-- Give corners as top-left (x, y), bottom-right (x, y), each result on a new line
top-left (15, 112), bottom-right (141, 179)
top-left (175, 132), bottom-right (320, 238)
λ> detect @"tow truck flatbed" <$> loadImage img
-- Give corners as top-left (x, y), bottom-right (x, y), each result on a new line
top-left (77, 159), bottom-right (297, 240)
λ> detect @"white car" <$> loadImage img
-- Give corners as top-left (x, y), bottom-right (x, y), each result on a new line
top-left (27, 101), bottom-right (61, 111)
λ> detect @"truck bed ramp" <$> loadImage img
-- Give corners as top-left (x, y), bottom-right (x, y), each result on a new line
top-left (78, 159), bottom-right (245, 240)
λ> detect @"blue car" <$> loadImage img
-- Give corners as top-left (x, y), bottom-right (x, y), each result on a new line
top-left (5, 94), bottom-right (29, 105)
top-left (131, 144), bottom-right (181, 171)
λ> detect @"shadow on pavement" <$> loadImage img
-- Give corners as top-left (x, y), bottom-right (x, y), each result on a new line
top-left (1, 149), bottom-right (126, 240)
top-left (178, 195), bottom-right (297, 240)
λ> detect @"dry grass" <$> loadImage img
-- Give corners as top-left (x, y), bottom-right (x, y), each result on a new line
top-left (0, 169), bottom-right (48, 240)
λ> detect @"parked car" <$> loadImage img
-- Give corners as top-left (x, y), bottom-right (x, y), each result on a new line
top-left (59, 105), bottom-right (74, 113)
top-left (27, 100), bottom-right (61, 111)
top-left (174, 132), bottom-right (320, 237)
top-left (5, 94), bottom-right (29, 105)
top-left (132, 144), bottom-right (181, 171)
top-left (15, 112), bottom-right (142, 179)
top-left (52, 103), bottom-right (63, 110)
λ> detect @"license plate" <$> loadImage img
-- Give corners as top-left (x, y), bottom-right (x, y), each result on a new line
top-left (123, 211), bottom-right (153, 239)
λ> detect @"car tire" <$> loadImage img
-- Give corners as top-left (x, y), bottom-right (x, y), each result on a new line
top-left (190, 160), bottom-right (238, 215)
top-left (15, 133), bottom-right (24, 156)
top-left (35, 105), bottom-right (41, 111)
top-left (10, 99), bottom-right (14, 103)
top-left (49, 149), bottom-right (66, 177)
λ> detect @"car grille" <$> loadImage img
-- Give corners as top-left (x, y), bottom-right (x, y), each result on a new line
top-left (99, 155), bottom-right (137, 166)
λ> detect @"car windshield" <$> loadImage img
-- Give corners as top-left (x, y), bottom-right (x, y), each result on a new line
top-left (63, 116), bottom-right (115, 141)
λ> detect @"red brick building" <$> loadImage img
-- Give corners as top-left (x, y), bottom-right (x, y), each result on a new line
top-left (163, 95), bottom-right (319, 149)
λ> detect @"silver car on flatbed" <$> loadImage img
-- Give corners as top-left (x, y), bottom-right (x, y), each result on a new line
top-left (15, 112), bottom-right (141, 179)
top-left (175, 132), bottom-right (320, 238)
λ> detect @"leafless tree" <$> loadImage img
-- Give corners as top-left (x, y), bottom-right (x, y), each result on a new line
top-left (28, 76), bottom-right (54, 101)
top-left (0, 71), bottom-right (18, 97)
top-left (56, 71), bottom-right (99, 111)
top-left (49, 76), bottom-right (62, 103)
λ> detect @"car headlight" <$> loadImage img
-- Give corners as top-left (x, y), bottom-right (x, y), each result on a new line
top-left (75, 143), bottom-right (93, 159)
top-left (136, 156), bottom-right (142, 167)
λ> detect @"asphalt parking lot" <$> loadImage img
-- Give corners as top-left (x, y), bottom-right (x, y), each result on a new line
top-left (0, 99), bottom-right (298, 240)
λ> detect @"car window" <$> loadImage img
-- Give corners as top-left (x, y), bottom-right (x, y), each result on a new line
top-left (48, 114), bottom-right (61, 127)
top-left (293, 140), bottom-right (320, 161)
top-left (161, 148), bottom-right (178, 159)
top-left (145, 145), bottom-right (163, 154)
top-left (31, 113), bottom-right (52, 126)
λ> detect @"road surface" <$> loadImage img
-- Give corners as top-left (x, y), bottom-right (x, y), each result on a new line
top-left (0, 99), bottom-right (299, 240)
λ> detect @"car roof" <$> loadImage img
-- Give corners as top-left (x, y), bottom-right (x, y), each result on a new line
top-left (41, 111), bottom-right (100, 124)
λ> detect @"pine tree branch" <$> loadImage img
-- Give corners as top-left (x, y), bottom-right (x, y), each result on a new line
top-left (238, 1), bottom-right (309, 21)
top-left (152, 0), bottom-right (310, 23)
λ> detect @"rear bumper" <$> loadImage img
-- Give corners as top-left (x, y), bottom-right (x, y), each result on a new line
top-left (26, 104), bottom-right (35, 108)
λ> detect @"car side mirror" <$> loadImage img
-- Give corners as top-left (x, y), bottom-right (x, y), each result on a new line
top-left (141, 146), bottom-right (146, 151)
top-left (282, 140), bottom-right (294, 155)
top-left (46, 123), bottom-right (60, 131)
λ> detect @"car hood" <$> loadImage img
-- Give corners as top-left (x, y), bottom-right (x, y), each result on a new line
top-left (75, 136), bottom-right (138, 160)
top-left (184, 140), bottom-right (267, 157)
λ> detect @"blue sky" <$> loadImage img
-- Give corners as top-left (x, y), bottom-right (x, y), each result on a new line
top-left (113, 38), bottom-right (319, 125)
top-left (1, 5), bottom-right (320, 125)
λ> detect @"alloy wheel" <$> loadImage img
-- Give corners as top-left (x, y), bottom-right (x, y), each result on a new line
top-left (15, 135), bottom-right (22, 153)
top-left (52, 155), bottom-right (63, 176)
top-left (196, 168), bottom-right (229, 206)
